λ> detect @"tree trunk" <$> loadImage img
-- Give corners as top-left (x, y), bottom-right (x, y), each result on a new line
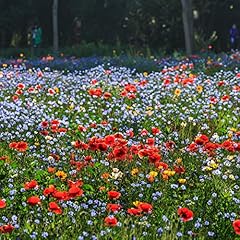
top-left (52, 0), bottom-right (59, 54)
top-left (181, 0), bottom-right (194, 55)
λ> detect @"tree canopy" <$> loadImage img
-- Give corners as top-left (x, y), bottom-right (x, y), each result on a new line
top-left (0, 0), bottom-right (239, 52)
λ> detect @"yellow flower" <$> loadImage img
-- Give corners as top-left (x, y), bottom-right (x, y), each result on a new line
top-left (2, 64), bottom-right (7, 68)
top-left (203, 166), bottom-right (212, 171)
top-left (176, 158), bottom-right (182, 164)
top-left (20, 53), bottom-right (24, 57)
top-left (55, 171), bottom-right (67, 180)
top-left (149, 171), bottom-right (158, 177)
top-left (131, 168), bottom-right (139, 176)
top-left (133, 201), bottom-right (141, 207)
top-left (163, 170), bottom-right (175, 177)
top-left (126, 105), bottom-right (133, 110)
top-left (69, 103), bottom-right (75, 110)
top-left (229, 174), bottom-right (235, 180)
top-left (174, 88), bottom-right (181, 96)
top-left (54, 87), bottom-right (60, 93)
top-left (227, 155), bottom-right (234, 161)
top-left (143, 72), bottom-right (148, 77)
top-left (178, 178), bottom-right (187, 184)
top-left (196, 85), bottom-right (203, 93)
top-left (230, 128), bottom-right (237, 132)
top-left (209, 161), bottom-right (218, 169)
top-left (146, 110), bottom-right (154, 116)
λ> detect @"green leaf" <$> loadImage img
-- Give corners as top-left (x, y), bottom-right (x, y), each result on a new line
top-left (83, 184), bottom-right (94, 192)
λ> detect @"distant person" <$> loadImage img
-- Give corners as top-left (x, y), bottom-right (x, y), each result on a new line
top-left (32, 24), bottom-right (42, 48)
top-left (73, 17), bottom-right (82, 45)
top-left (27, 24), bottom-right (33, 46)
top-left (230, 24), bottom-right (239, 50)
top-left (32, 24), bottom-right (42, 56)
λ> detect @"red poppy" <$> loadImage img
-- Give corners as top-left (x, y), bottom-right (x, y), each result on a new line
top-left (88, 88), bottom-right (102, 97)
top-left (15, 89), bottom-right (23, 95)
top-left (0, 224), bottom-right (14, 234)
top-left (174, 165), bottom-right (186, 174)
top-left (91, 79), bottom-right (98, 85)
top-left (104, 216), bottom-right (118, 227)
top-left (67, 180), bottom-right (83, 188)
top-left (107, 203), bottom-right (122, 213)
top-left (16, 141), bottom-right (28, 152)
top-left (108, 191), bottom-right (121, 200)
top-left (78, 125), bottom-right (87, 132)
top-left (128, 93), bottom-right (136, 99)
top-left (233, 219), bottom-right (240, 235)
top-left (120, 90), bottom-right (128, 97)
top-left (146, 138), bottom-right (155, 146)
top-left (195, 135), bottom-right (209, 145)
top-left (155, 161), bottom-right (169, 170)
top-left (187, 143), bottom-right (198, 152)
top-left (43, 185), bottom-right (56, 196)
top-left (103, 92), bottom-right (112, 99)
top-left (210, 96), bottom-right (218, 104)
top-left (126, 130), bottom-right (134, 138)
top-left (165, 140), bottom-right (175, 150)
top-left (57, 127), bottom-right (67, 133)
top-left (112, 146), bottom-right (127, 160)
top-left (124, 83), bottom-right (137, 93)
top-left (9, 142), bottom-right (18, 149)
top-left (84, 155), bottom-right (92, 161)
top-left (148, 152), bottom-right (161, 163)
top-left (104, 135), bottom-right (115, 146)
top-left (27, 196), bottom-right (41, 206)
top-left (53, 191), bottom-right (69, 201)
top-left (12, 95), bottom-right (19, 102)
top-left (98, 142), bottom-right (108, 151)
top-left (127, 208), bottom-right (142, 216)
top-left (221, 95), bottom-right (230, 101)
top-left (0, 199), bottom-right (6, 208)
top-left (41, 121), bottom-right (49, 128)
top-left (24, 180), bottom-right (38, 190)
top-left (48, 201), bottom-right (62, 214)
top-left (138, 203), bottom-right (153, 213)
top-left (177, 207), bottom-right (194, 222)
top-left (68, 186), bottom-right (83, 198)
top-left (17, 83), bottom-right (25, 89)
top-left (51, 119), bottom-right (60, 126)
top-left (140, 129), bottom-right (148, 136)
top-left (40, 130), bottom-right (49, 136)
top-left (48, 88), bottom-right (55, 95)
top-left (28, 87), bottom-right (35, 93)
top-left (74, 140), bottom-right (88, 150)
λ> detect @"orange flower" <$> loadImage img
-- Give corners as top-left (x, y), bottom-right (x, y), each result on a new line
top-left (48, 167), bottom-right (56, 173)
top-left (101, 172), bottom-right (110, 179)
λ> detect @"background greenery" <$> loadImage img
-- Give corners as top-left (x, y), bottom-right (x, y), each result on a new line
top-left (0, 0), bottom-right (240, 56)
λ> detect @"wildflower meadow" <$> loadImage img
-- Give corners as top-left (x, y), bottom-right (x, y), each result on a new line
top-left (0, 56), bottom-right (239, 239)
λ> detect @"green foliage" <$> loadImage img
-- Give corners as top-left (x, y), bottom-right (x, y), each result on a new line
top-left (0, 0), bottom-right (239, 52)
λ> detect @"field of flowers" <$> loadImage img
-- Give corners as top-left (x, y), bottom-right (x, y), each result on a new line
top-left (0, 59), bottom-right (239, 239)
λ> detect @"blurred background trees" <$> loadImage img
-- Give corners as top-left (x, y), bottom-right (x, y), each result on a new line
top-left (0, 0), bottom-right (239, 54)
